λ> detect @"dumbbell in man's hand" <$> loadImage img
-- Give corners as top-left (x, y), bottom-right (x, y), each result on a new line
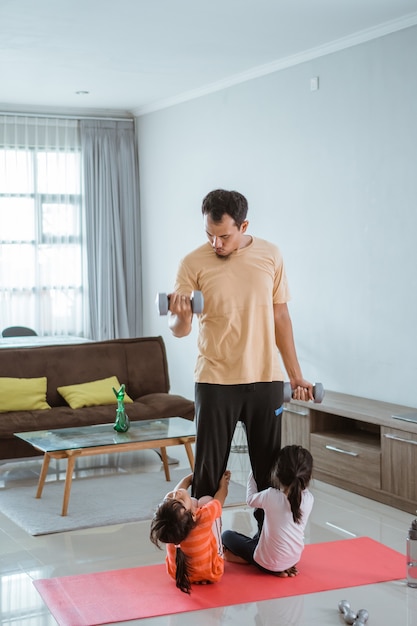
top-left (283, 382), bottom-right (325, 404)
top-left (156, 291), bottom-right (204, 316)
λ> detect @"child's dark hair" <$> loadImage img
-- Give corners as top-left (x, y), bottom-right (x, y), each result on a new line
top-left (271, 445), bottom-right (313, 524)
top-left (150, 498), bottom-right (197, 594)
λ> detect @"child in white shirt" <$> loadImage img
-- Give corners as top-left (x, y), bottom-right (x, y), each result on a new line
top-left (222, 445), bottom-right (313, 576)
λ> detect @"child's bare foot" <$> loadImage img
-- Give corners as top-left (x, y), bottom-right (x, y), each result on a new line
top-left (195, 580), bottom-right (212, 585)
top-left (274, 565), bottom-right (299, 577)
top-left (223, 547), bottom-right (249, 564)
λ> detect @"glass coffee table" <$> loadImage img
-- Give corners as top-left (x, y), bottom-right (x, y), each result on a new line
top-left (15, 417), bottom-right (196, 516)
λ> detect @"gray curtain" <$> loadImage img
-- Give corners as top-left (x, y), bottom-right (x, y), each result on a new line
top-left (80, 119), bottom-right (142, 340)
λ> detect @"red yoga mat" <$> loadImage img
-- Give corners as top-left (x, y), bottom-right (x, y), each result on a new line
top-left (34, 537), bottom-right (405, 626)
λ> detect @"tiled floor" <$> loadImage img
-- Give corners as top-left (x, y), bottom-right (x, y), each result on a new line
top-left (0, 437), bottom-right (415, 626)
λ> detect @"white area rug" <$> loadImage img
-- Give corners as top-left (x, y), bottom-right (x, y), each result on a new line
top-left (0, 469), bottom-right (246, 536)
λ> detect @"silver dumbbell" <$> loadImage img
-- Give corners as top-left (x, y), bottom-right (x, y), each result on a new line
top-left (283, 381), bottom-right (325, 404)
top-left (338, 600), bottom-right (369, 625)
top-left (156, 291), bottom-right (204, 316)
top-left (355, 609), bottom-right (369, 623)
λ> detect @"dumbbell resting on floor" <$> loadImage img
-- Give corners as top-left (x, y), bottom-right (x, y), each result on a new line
top-left (156, 290), bottom-right (204, 316)
top-left (283, 381), bottom-right (324, 404)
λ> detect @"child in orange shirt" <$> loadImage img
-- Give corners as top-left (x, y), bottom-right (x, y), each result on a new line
top-left (150, 470), bottom-right (231, 593)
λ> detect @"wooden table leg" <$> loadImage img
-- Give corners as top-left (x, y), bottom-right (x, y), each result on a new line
top-left (183, 441), bottom-right (195, 471)
top-left (61, 452), bottom-right (78, 516)
top-left (36, 453), bottom-right (51, 499)
top-left (159, 447), bottom-right (170, 481)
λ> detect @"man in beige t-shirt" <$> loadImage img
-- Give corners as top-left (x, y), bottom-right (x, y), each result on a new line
top-left (168, 189), bottom-right (313, 511)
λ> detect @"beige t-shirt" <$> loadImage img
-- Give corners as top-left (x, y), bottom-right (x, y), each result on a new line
top-left (174, 237), bottom-right (290, 384)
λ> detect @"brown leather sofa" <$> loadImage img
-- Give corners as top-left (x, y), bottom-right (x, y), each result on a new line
top-left (0, 336), bottom-right (194, 460)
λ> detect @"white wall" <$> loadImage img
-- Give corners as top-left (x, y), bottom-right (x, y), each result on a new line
top-left (136, 25), bottom-right (417, 408)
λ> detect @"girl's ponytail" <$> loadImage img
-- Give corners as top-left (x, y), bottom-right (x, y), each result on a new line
top-left (175, 545), bottom-right (192, 594)
top-left (286, 478), bottom-right (304, 523)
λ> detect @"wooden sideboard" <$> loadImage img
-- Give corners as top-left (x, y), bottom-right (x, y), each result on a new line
top-left (282, 390), bottom-right (417, 514)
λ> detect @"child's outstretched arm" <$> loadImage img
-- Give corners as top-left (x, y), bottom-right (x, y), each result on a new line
top-left (172, 473), bottom-right (193, 492)
top-left (213, 470), bottom-right (231, 506)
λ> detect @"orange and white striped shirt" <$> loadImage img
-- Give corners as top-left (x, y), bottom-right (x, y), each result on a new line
top-left (165, 499), bottom-right (223, 584)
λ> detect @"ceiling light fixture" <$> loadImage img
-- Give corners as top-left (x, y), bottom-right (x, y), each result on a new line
top-left (75, 90), bottom-right (90, 95)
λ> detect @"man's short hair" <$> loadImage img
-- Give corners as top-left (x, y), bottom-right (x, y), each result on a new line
top-left (201, 189), bottom-right (248, 228)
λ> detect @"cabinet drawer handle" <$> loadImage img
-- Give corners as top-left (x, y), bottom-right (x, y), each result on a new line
top-left (325, 445), bottom-right (358, 457)
top-left (384, 434), bottom-right (417, 446)
top-left (284, 408), bottom-right (309, 417)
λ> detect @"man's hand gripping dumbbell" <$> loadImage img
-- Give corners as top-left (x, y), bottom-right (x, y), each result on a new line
top-left (156, 291), bottom-right (204, 316)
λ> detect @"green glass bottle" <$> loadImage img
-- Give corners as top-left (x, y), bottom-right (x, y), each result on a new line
top-left (113, 384), bottom-right (130, 433)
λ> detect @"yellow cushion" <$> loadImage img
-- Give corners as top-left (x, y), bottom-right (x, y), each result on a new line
top-left (0, 377), bottom-right (51, 412)
top-left (57, 376), bottom-right (133, 409)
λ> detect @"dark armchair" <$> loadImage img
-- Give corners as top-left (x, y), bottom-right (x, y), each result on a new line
top-left (2, 326), bottom-right (38, 338)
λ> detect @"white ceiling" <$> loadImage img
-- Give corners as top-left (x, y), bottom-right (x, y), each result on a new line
top-left (1, 0), bottom-right (417, 118)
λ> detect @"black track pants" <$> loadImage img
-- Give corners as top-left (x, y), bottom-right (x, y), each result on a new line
top-left (192, 382), bottom-right (283, 499)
